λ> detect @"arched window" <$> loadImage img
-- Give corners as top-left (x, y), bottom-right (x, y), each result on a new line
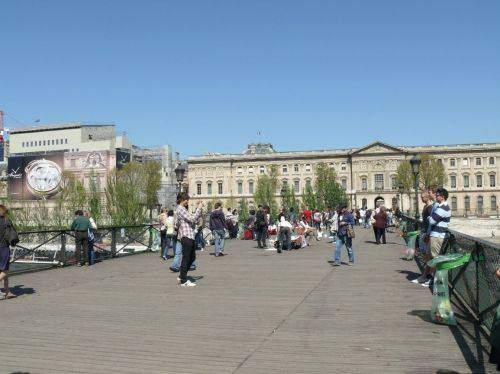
top-left (282, 165), bottom-right (288, 174)
top-left (361, 178), bottom-right (367, 191)
top-left (305, 178), bottom-right (312, 189)
top-left (293, 164), bottom-right (299, 173)
top-left (293, 179), bottom-right (300, 193)
top-left (196, 182), bottom-right (202, 195)
top-left (464, 196), bottom-right (471, 212)
top-left (282, 179), bottom-right (288, 190)
top-left (463, 174), bottom-right (470, 188)
top-left (259, 165), bottom-right (265, 174)
top-left (305, 164), bottom-right (312, 172)
top-left (476, 174), bottom-right (483, 188)
top-left (489, 156), bottom-right (496, 165)
top-left (217, 181), bottom-right (223, 195)
top-left (341, 178), bottom-right (347, 189)
top-left (248, 166), bottom-right (254, 174)
top-left (361, 198), bottom-right (367, 209)
top-left (477, 196), bottom-right (484, 215)
top-left (491, 196), bottom-right (497, 211)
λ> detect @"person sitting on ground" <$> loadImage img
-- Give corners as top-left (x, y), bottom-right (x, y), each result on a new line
top-left (298, 215), bottom-right (318, 245)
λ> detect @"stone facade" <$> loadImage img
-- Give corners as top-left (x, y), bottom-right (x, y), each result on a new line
top-left (187, 141), bottom-right (500, 216)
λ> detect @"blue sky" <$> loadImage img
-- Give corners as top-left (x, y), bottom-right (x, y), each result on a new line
top-left (1, 1), bottom-right (499, 156)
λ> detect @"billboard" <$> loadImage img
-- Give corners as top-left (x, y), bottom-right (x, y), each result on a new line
top-left (7, 153), bottom-right (65, 200)
top-left (116, 148), bottom-right (131, 169)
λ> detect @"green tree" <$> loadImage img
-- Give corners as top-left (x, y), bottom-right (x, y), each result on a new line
top-left (253, 165), bottom-right (279, 217)
top-left (281, 185), bottom-right (300, 215)
top-left (238, 198), bottom-right (250, 224)
top-left (88, 170), bottom-right (102, 224)
top-left (396, 154), bottom-right (447, 196)
top-left (143, 161), bottom-right (162, 221)
top-left (301, 184), bottom-right (317, 210)
top-left (315, 163), bottom-right (347, 210)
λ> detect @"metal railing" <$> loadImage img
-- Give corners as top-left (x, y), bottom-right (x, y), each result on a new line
top-left (400, 215), bottom-right (500, 341)
top-left (10, 224), bottom-right (159, 275)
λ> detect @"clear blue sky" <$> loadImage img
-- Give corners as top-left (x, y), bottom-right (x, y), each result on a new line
top-left (1, 1), bottom-right (499, 156)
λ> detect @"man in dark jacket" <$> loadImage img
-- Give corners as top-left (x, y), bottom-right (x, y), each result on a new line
top-left (255, 205), bottom-right (268, 249)
top-left (70, 210), bottom-right (92, 266)
top-left (210, 202), bottom-right (227, 257)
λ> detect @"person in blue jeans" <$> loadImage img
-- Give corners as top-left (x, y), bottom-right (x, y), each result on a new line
top-left (169, 238), bottom-right (196, 272)
top-left (209, 202), bottom-right (227, 257)
top-left (332, 204), bottom-right (355, 266)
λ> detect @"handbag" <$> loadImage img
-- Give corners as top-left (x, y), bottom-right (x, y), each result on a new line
top-left (347, 225), bottom-right (355, 239)
top-left (3, 218), bottom-right (19, 246)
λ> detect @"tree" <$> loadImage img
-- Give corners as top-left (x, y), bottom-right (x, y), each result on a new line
top-left (143, 160), bottom-right (162, 220)
top-left (301, 184), bottom-right (317, 210)
top-left (253, 165), bottom-right (279, 217)
top-left (281, 185), bottom-right (300, 215)
top-left (396, 154), bottom-right (447, 196)
top-left (314, 163), bottom-right (347, 210)
top-left (88, 170), bottom-right (102, 224)
top-left (238, 198), bottom-right (250, 224)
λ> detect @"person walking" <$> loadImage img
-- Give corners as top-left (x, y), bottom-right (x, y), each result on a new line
top-left (412, 191), bottom-right (435, 285)
top-left (159, 208), bottom-right (168, 259)
top-left (255, 205), bottom-right (268, 249)
top-left (210, 202), bottom-right (227, 257)
top-left (176, 193), bottom-right (203, 287)
top-left (71, 210), bottom-right (92, 267)
top-left (365, 209), bottom-right (372, 229)
top-left (332, 204), bottom-right (355, 266)
top-left (0, 205), bottom-right (17, 300)
top-left (374, 206), bottom-right (388, 244)
top-left (164, 210), bottom-right (175, 258)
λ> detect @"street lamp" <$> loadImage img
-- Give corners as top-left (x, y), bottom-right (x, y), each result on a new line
top-left (409, 154), bottom-right (421, 220)
top-left (174, 164), bottom-right (186, 193)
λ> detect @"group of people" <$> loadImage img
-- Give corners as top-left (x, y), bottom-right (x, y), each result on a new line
top-left (70, 210), bottom-right (98, 267)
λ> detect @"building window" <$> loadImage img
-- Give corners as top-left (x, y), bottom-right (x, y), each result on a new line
top-left (237, 167), bottom-right (243, 174)
top-left (51, 139), bottom-right (55, 145)
top-left (361, 198), bottom-right (367, 209)
top-left (70, 159), bottom-right (76, 167)
top-left (305, 179), bottom-right (312, 189)
top-left (361, 178), bottom-right (367, 191)
top-left (391, 176), bottom-right (397, 190)
top-left (207, 182), bottom-right (212, 195)
top-left (476, 157), bottom-right (482, 166)
top-left (248, 166), bottom-right (254, 174)
top-left (476, 174), bottom-right (483, 188)
top-left (341, 163), bottom-right (346, 171)
top-left (329, 162), bottom-right (335, 169)
top-left (305, 164), bottom-right (311, 172)
top-left (451, 196), bottom-right (457, 211)
top-left (341, 179), bottom-right (347, 189)
top-left (237, 181), bottom-right (243, 195)
top-left (294, 180), bottom-right (300, 193)
top-left (30, 141), bottom-right (33, 146)
top-left (477, 196), bottom-right (484, 214)
top-left (491, 196), bottom-right (497, 211)
top-left (282, 179), bottom-right (288, 191)
top-left (282, 165), bottom-right (288, 174)
top-left (248, 180), bottom-right (254, 194)
top-left (374, 174), bottom-right (384, 190)
top-left (463, 175), bottom-right (469, 188)
top-left (43, 140), bottom-right (46, 146)
top-left (259, 166), bottom-right (265, 174)
top-left (196, 183), bottom-right (202, 195)
top-left (490, 157), bottom-right (496, 165)
top-left (218, 182), bottom-right (223, 195)
top-left (462, 158), bottom-right (469, 167)
top-left (56, 139), bottom-right (59, 145)
top-left (294, 164), bottom-right (299, 173)
top-left (65, 138), bottom-right (68, 144)
top-left (450, 158), bottom-right (456, 167)
top-left (450, 175), bottom-right (457, 189)
top-left (465, 196), bottom-right (470, 212)
top-left (490, 174), bottom-right (496, 187)
top-left (22, 142), bottom-right (25, 147)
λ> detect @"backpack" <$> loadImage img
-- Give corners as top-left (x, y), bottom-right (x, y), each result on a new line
top-left (3, 218), bottom-right (19, 246)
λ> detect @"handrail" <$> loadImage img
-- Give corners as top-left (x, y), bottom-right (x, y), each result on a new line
top-left (399, 214), bottom-right (499, 342)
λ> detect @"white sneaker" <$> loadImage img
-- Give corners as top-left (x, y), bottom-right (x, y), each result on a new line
top-left (421, 280), bottom-right (430, 287)
top-left (410, 278), bottom-right (420, 284)
top-left (180, 280), bottom-right (197, 287)
top-left (417, 275), bottom-right (428, 284)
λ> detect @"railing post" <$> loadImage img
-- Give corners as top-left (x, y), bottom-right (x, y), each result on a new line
top-left (111, 227), bottom-right (117, 258)
top-left (475, 242), bottom-right (481, 319)
top-left (60, 232), bottom-right (67, 266)
top-left (148, 225), bottom-right (153, 252)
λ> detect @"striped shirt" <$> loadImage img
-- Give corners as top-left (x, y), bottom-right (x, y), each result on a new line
top-left (428, 201), bottom-right (451, 238)
top-left (176, 205), bottom-right (202, 240)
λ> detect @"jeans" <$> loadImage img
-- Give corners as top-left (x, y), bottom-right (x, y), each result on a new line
top-left (162, 234), bottom-right (174, 258)
top-left (375, 227), bottom-right (386, 244)
top-left (278, 227), bottom-right (291, 250)
top-left (172, 240), bottom-right (197, 271)
top-left (179, 237), bottom-right (196, 283)
top-left (213, 229), bottom-right (226, 255)
top-left (256, 227), bottom-right (268, 248)
top-left (333, 235), bottom-right (354, 264)
top-left (195, 230), bottom-right (206, 250)
top-left (88, 239), bottom-right (95, 265)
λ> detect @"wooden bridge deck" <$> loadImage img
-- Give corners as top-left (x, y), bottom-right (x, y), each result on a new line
top-left (2, 228), bottom-right (494, 373)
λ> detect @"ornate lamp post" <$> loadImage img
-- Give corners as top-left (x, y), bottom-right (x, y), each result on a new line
top-left (410, 154), bottom-right (421, 220)
top-left (174, 164), bottom-right (186, 193)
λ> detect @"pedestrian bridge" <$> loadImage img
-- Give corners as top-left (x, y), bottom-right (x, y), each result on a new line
top-left (2, 229), bottom-right (494, 373)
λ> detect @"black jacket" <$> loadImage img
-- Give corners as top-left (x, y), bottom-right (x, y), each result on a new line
top-left (209, 209), bottom-right (226, 231)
